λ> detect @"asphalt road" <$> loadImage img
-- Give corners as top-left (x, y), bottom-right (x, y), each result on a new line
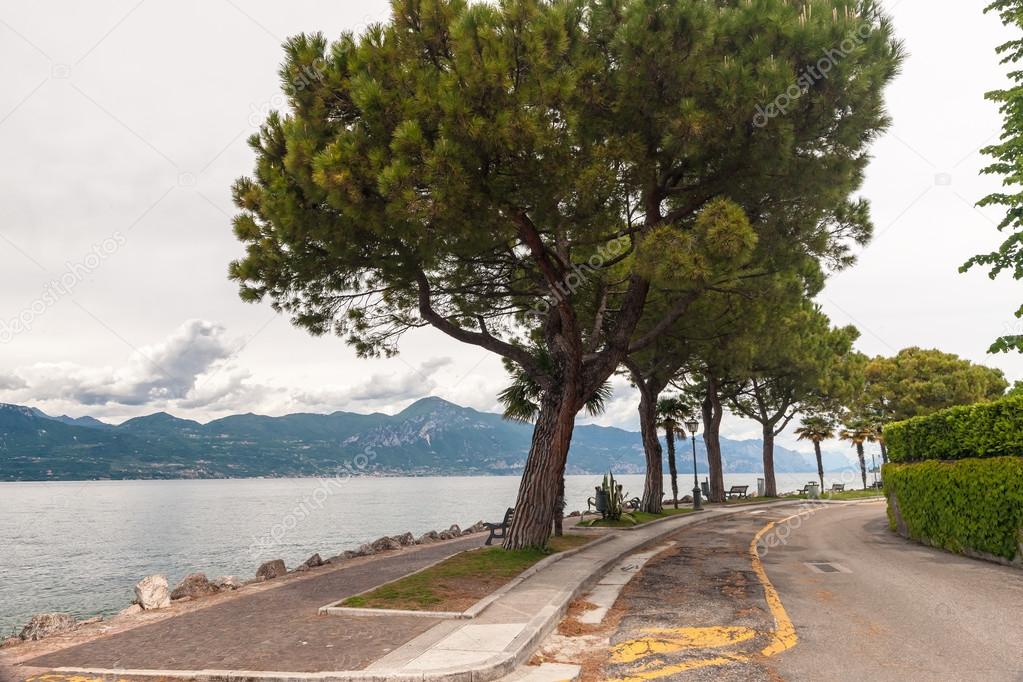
top-left (766, 500), bottom-right (1023, 681)
top-left (545, 501), bottom-right (1023, 681)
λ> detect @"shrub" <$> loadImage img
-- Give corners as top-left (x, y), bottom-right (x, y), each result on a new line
top-left (884, 457), bottom-right (1023, 561)
top-left (885, 395), bottom-right (1023, 463)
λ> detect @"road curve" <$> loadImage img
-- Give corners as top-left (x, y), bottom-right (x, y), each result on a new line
top-left (765, 501), bottom-right (1023, 681)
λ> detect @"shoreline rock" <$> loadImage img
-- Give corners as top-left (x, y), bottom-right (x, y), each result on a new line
top-left (171, 573), bottom-right (219, 600)
top-left (19, 613), bottom-right (77, 641)
top-left (255, 559), bottom-right (287, 581)
top-left (134, 575), bottom-right (171, 610)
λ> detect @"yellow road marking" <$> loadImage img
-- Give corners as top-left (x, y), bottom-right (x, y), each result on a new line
top-left (750, 514), bottom-right (801, 657)
top-left (608, 508), bottom-right (815, 680)
top-left (610, 625), bottom-right (758, 664)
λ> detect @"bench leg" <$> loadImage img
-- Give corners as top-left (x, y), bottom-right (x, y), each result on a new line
top-left (485, 529), bottom-right (495, 546)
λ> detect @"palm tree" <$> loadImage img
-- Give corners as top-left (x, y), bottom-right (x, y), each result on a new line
top-left (498, 350), bottom-right (612, 536)
top-left (656, 396), bottom-right (689, 508)
top-left (839, 418), bottom-right (873, 490)
top-left (795, 415), bottom-right (836, 491)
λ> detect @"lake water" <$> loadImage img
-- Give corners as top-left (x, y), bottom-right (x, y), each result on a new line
top-left (0, 471), bottom-right (865, 635)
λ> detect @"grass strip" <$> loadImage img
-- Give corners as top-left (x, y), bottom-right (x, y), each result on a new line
top-left (342, 534), bottom-right (592, 612)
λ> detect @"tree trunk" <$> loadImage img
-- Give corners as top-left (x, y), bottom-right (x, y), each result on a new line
top-left (762, 425), bottom-right (777, 497)
top-left (637, 383), bottom-right (664, 514)
top-left (552, 475), bottom-right (564, 537)
top-left (504, 392), bottom-right (577, 549)
top-left (879, 440), bottom-right (888, 465)
top-left (814, 441), bottom-right (824, 491)
top-left (857, 443), bottom-right (867, 490)
top-left (702, 376), bottom-right (725, 503)
top-left (665, 425), bottom-right (679, 508)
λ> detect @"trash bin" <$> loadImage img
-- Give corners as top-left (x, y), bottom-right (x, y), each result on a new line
top-left (757, 478), bottom-right (765, 497)
top-left (807, 483), bottom-right (820, 499)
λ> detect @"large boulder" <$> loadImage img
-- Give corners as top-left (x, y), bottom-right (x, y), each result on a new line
top-left (19, 613), bottom-right (76, 641)
top-left (394, 532), bottom-right (416, 546)
top-left (255, 559), bottom-right (287, 581)
top-left (417, 530), bottom-right (440, 544)
top-left (134, 575), bottom-right (171, 610)
top-left (465, 521), bottom-right (487, 534)
top-left (370, 536), bottom-right (402, 552)
top-left (304, 553), bottom-right (324, 568)
top-left (170, 573), bottom-right (219, 600)
top-left (354, 543), bottom-right (377, 557)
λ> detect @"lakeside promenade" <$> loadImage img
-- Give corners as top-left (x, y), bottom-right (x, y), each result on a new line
top-left (5, 499), bottom-right (1021, 682)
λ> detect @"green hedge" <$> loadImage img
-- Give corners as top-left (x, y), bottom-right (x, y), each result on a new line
top-left (884, 458), bottom-right (1023, 561)
top-left (885, 395), bottom-right (1023, 463)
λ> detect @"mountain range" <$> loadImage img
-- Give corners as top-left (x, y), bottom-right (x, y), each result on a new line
top-left (0, 398), bottom-right (855, 481)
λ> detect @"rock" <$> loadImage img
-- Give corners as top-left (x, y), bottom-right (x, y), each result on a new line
top-left (19, 613), bottom-right (77, 641)
top-left (370, 536), bottom-right (402, 552)
top-left (1, 636), bottom-right (20, 648)
top-left (304, 553), bottom-right (324, 568)
top-left (171, 573), bottom-right (219, 600)
top-left (117, 604), bottom-right (143, 618)
top-left (448, 523), bottom-right (462, 535)
top-left (327, 550), bottom-right (359, 563)
top-left (567, 511), bottom-right (581, 518)
top-left (212, 575), bottom-right (241, 591)
top-left (394, 532), bottom-right (416, 546)
top-left (438, 529), bottom-right (458, 540)
top-left (134, 575), bottom-right (171, 610)
top-left (255, 559), bottom-right (287, 581)
top-left (417, 530), bottom-right (440, 544)
top-left (465, 521), bottom-right (487, 534)
top-left (355, 543), bottom-right (377, 557)
top-left (294, 564), bottom-right (309, 572)
top-left (78, 615), bottom-right (103, 627)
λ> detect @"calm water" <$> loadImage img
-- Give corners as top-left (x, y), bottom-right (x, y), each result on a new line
top-left (0, 472), bottom-right (863, 634)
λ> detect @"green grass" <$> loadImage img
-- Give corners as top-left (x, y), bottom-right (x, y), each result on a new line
top-left (822, 487), bottom-right (885, 500)
top-left (341, 534), bottom-right (592, 611)
top-left (575, 507), bottom-right (695, 528)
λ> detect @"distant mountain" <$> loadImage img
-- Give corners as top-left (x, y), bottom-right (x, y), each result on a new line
top-left (0, 398), bottom-right (853, 481)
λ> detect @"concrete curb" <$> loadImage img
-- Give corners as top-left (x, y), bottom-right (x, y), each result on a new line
top-left (50, 501), bottom-right (807, 682)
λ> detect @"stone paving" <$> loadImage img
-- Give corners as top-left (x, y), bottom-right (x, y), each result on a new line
top-left (23, 534), bottom-right (485, 673)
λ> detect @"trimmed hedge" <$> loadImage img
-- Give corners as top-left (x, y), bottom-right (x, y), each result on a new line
top-left (885, 395), bottom-right (1023, 463)
top-left (884, 457), bottom-right (1023, 561)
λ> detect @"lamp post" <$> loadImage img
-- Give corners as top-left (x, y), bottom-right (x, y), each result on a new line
top-left (685, 417), bottom-right (702, 510)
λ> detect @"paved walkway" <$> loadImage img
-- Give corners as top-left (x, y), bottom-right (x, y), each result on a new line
top-left (22, 534), bottom-right (485, 673)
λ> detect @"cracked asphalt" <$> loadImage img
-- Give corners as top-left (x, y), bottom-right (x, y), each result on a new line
top-left (545, 501), bottom-right (1023, 681)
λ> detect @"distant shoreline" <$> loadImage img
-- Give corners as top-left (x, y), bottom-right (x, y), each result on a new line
top-left (0, 470), bottom-right (856, 484)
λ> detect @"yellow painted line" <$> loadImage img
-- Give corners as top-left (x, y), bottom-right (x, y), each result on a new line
top-left (750, 510), bottom-right (809, 657)
top-left (610, 625), bottom-right (758, 664)
top-left (608, 508), bottom-right (817, 681)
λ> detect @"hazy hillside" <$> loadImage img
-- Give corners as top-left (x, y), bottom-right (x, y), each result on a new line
top-left (0, 398), bottom-right (854, 481)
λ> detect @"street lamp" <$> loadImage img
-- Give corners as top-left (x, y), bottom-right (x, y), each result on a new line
top-left (685, 416), bottom-right (702, 510)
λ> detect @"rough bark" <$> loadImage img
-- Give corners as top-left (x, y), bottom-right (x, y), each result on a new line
top-left (637, 382), bottom-right (664, 514)
top-left (814, 441), bottom-right (825, 491)
top-left (762, 425), bottom-right (778, 497)
top-left (553, 476), bottom-right (565, 537)
top-left (856, 443), bottom-right (867, 490)
top-left (702, 376), bottom-right (725, 503)
top-left (504, 392), bottom-right (578, 549)
top-left (665, 425), bottom-right (679, 508)
top-left (879, 440), bottom-right (889, 465)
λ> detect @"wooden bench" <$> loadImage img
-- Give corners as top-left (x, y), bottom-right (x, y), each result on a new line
top-left (725, 485), bottom-right (749, 500)
top-left (830, 483), bottom-right (846, 493)
top-left (485, 507), bottom-right (514, 546)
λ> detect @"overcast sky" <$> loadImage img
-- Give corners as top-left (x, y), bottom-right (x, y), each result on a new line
top-left (1, 0), bottom-right (1020, 456)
